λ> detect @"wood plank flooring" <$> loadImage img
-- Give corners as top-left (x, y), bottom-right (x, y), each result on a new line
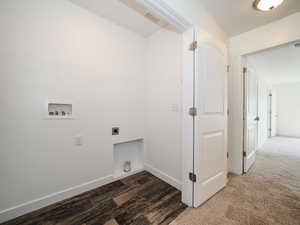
top-left (2, 171), bottom-right (187, 225)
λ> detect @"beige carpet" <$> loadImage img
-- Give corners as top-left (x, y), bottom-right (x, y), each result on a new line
top-left (170, 137), bottom-right (300, 225)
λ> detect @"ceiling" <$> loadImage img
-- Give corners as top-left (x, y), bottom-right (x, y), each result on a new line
top-left (69, 0), bottom-right (170, 37)
top-left (247, 41), bottom-right (300, 84)
top-left (199, 0), bottom-right (300, 36)
top-left (70, 0), bottom-right (300, 38)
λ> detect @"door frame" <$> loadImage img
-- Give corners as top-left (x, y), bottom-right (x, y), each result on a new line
top-left (242, 64), bottom-right (246, 174)
top-left (229, 35), bottom-right (300, 175)
top-left (181, 29), bottom-right (196, 207)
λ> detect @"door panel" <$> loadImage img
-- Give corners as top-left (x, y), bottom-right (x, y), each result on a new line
top-left (201, 131), bottom-right (224, 180)
top-left (243, 68), bottom-right (258, 173)
top-left (203, 48), bottom-right (225, 114)
top-left (194, 43), bottom-right (227, 207)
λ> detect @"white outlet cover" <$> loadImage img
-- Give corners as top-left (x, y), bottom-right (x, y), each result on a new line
top-left (171, 104), bottom-right (179, 112)
top-left (75, 135), bottom-right (83, 146)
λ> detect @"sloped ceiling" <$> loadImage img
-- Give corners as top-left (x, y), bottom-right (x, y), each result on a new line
top-left (69, 0), bottom-right (167, 37)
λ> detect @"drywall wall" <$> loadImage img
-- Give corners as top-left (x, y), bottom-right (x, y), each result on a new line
top-left (228, 12), bottom-right (300, 174)
top-left (0, 0), bottom-right (146, 221)
top-left (275, 82), bottom-right (300, 138)
top-left (144, 29), bottom-right (183, 188)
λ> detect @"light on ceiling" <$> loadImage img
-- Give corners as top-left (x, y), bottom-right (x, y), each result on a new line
top-left (253, 0), bottom-right (284, 11)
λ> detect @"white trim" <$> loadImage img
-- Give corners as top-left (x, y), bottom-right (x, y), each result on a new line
top-left (136, 0), bottom-right (192, 32)
top-left (0, 175), bottom-right (114, 223)
top-left (144, 164), bottom-right (182, 190)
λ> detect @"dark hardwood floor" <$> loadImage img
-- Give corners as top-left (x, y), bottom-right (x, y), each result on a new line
top-left (2, 171), bottom-right (187, 225)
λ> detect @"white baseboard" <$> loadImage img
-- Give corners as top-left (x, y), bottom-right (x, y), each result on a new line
top-left (0, 175), bottom-right (114, 223)
top-left (276, 135), bottom-right (300, 139)
top-left (144, 164), bottom-right (182, 190)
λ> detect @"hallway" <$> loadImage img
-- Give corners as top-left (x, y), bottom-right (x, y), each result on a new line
top-left (170, 137), bottom-right (300, 225)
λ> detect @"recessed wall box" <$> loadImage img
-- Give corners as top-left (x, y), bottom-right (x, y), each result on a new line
top-left (46, 100), bottom-right (74, 120)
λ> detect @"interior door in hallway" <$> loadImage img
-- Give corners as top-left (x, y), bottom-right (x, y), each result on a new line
top-left (243, 68), bottom-right (259, 173)
top-left (193, 42), bottom-right (228, 207)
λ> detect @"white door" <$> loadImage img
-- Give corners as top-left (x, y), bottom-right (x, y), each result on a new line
top-left (193, 43), bottom-right (228, 207)
top-left (243, 68), bottom-right (259, 173)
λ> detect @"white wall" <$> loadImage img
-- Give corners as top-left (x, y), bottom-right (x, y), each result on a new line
top-left (275, 82), bottom-right (300, 138)
top-left (0, 0), bottom-right (146, 221)
top-left (229, 12), bottom-right (300, 174)
top-left (144, 29), bottom-right (183, 188)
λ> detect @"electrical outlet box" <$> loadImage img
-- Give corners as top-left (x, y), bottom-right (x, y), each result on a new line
top-left (112, 127), bottom-right (120, 136)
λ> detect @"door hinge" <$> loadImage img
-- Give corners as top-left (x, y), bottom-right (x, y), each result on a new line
top-left (227, 108), bottom-right (230, 116)
top-left (243, 151), bottom-right (247, 157)
top-left (189, 41), bottom-right (198, 51)
top-left (227, 65), bottom-right (230, 72)
top-left (227, 152), bottom-right (229, 158)
top-left (243, 67), bottom-right (247, 74)
top-left (189, 107), bottom-right (197, 117)
top-left (189, 172), bottom-right (197, 182)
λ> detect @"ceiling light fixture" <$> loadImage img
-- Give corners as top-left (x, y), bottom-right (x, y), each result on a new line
top-left (253, 0), bottom-right (284, 11)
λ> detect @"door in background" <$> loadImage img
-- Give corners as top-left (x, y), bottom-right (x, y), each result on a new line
top-left (243, 68), bottom-right (259, 173)
top-left (271, 90), bottom-right (277, 137)
top-left (268, 92), bottom-right (272, 138)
